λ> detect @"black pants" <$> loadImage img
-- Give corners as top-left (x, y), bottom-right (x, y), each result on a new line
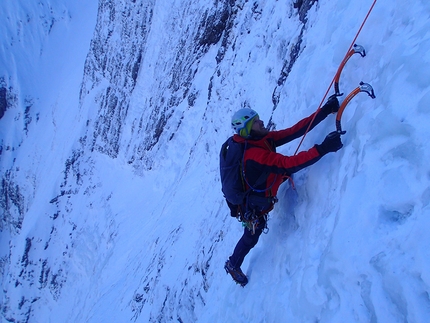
top-left (229, 216), bottom-right (267, 269)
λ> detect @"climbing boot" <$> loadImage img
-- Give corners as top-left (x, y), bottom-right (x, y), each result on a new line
top-left (224, 260), bottom-right (248, 287)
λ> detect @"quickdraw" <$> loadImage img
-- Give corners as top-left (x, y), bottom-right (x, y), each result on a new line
top-left (241, 212), bottom-right (269, 235)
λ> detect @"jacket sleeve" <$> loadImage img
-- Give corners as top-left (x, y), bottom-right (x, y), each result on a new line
top-left (268, 108), bottom-right (329, 147)
top-left (246, 145), bottom-right (323, 176)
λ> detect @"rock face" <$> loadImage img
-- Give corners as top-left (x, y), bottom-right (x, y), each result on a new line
top-left (79, 0), bottom-right (315, 168)
top-left (0, 82), bottom-right (7, 120)
top-left (0, 1), bottom-right (316, 321)
top-left (80, 0), bottom-right (239, 167)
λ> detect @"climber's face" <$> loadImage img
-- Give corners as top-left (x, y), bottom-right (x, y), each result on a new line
top-left (251, 117), bottom-right (269, 136)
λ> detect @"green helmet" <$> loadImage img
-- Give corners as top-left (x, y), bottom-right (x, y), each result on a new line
top-left (231, 108), bottom-right (259, 137)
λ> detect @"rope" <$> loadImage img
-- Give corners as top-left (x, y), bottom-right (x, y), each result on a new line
top-left (293, 0), bottom-right (378, 155)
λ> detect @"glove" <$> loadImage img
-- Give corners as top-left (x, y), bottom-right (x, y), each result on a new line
top-left (315, 131), bottom-right (343, 155)
top-left (321, 94), bottom-right (340, 115)
top-left (226, 199), bottom-right (239, 217)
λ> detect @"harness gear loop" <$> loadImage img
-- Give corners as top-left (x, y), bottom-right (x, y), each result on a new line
top-left (242, 213), bottom-right (269, 235)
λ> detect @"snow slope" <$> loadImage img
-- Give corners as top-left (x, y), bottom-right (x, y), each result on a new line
top-left (1, 0), bottom-right (430, 322)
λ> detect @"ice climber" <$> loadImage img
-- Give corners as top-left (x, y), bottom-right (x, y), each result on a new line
top-left (222, 96), bottom-right (343, 286)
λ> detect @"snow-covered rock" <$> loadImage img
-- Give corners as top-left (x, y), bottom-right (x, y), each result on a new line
top-left (1, 0), bottom-right (430, 322)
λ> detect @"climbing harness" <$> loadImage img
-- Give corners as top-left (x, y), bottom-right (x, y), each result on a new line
top-left (241, 213), bottom-right (269, 235)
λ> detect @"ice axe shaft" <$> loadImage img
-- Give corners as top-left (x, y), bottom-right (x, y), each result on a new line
top-left (336, 82), bottom-right (376, 133)
top-left (334, 44), bottom-right (366, 96)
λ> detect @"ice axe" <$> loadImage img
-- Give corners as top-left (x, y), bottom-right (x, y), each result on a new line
top-left (336, 82), bottom-right (376, 134)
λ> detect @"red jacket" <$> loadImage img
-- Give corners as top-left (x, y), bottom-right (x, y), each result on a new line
top-left (233, 109), bottom-right (328, 201)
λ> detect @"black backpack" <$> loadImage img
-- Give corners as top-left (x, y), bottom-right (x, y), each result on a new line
top-left (219, 136), bottom-right (247, 207)
top-left (219, 136), bottom-right (278, 217)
